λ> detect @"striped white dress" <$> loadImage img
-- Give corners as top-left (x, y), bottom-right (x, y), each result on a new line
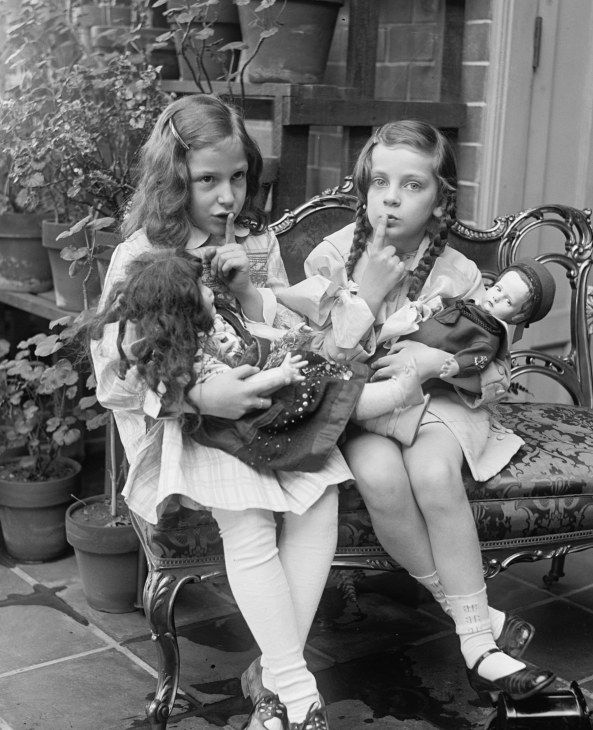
top-left (91, 228), bottom-right (353, 525)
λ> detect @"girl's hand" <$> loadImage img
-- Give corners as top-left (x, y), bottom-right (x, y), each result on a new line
top-left (357, 216), bottom-right (407, 312)
top-left (187, 364), bottom-right (272, 419)
top-left (371, 340), bottom-right (448, 383)
top-left (210, 213), bottom-right (252, 295)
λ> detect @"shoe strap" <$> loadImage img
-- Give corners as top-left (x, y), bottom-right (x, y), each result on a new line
top-left (472, 647), bottom-right (502, 673)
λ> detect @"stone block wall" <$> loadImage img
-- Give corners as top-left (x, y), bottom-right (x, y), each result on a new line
top-left (309, 0), bottom-right (493, 226)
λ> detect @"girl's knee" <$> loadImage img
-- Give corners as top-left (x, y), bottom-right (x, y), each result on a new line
top-left (342, 434), bottom-right (410, 513)
top-left (407, 458), bottom-right (468, 515)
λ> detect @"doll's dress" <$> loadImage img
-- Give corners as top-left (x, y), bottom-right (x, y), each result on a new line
top-left (184, 309), bottom-right (370, 472)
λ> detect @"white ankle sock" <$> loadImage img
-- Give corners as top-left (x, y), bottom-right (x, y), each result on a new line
top-left (412, 572), bottom-right (507, 641)
top-left (489, 606), bottom-right (506, 640)
top-left (410, 571), bottom-right (451, 617)
top-left (446, 587), bottom-right (525, 681)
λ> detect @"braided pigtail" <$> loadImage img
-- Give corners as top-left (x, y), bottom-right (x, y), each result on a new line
top-left (345, 201), bottom-right (372, 277)
top-left (407, 189), bottom-right (456, 301)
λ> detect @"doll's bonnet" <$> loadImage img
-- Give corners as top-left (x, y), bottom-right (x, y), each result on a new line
top-left (505, 257), bottom-right (556, 325)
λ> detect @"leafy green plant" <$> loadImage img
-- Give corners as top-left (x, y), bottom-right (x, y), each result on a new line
top-left (0, 331), bottom-right (105, 481)
top-left (1, 0), bottom-right (170, 222)
top-left (153, 0), bottom-right (245, 92)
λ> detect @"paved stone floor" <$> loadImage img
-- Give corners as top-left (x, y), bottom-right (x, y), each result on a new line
top-left (1, 451), bottom-right (593, 729)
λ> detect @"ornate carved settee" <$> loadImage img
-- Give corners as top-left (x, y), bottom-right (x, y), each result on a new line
top-left (131, 180), bottom-right (593, 728)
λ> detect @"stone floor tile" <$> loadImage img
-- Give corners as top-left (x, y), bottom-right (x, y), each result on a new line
top-left (328, 698), bottom-right (447, 728)
top-left (565, 585), bottom-right (593, 613)
top-left (0, 604), bottom-right (106, 674)
top-left (505, 549), bottom-right (593, 595)
top-left (0, 566), bottom-right (34, 600)
top-left (0, 648), bottom-right (197, 730)
top-left (308, 592), bottom-right (447, 664)
top-left (480, 570), bottom-right (553, 610)
top-left (517, 600), bottom-right (593, 681)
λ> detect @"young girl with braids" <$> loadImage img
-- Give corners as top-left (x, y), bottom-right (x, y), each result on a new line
top-left (299, 120), bottom-right (556, 701)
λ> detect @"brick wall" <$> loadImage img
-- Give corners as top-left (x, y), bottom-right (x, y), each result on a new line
top-left (309, 0), bottom-right (493, 225)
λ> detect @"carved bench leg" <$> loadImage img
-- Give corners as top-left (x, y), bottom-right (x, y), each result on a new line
top-left (543, 554), bottom-right (566, 587)
top-left (143, 570), bottom-right (186, 729)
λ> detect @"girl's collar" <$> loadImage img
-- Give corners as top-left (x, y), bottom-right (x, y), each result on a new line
top-left (186, 222), bottom-right (251, 251)
top-left (398, 235), bottom-right (430, 270)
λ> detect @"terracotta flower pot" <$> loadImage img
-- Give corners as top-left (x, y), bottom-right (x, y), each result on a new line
top-left (0, 457), bottom-right (81, 562)
top-left (170, 0), bottom-right (241, 84)
top-left (66, 495), bottom-right (140, 613)
top-left (41, 221), bottom-right (102, 312)
top-left (0, 212), bottom-right (53, 293)
top-left (237, 0), bottom-right (343, 84)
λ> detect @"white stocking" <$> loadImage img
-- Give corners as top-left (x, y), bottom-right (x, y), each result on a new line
top-left (212, 501), bottom-right (334, 724)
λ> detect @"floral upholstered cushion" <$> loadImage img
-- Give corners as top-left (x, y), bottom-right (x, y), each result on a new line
top-left (133, 504), bottom-right (224, 568)
top-left (338, 403), bottom-right (593, 547)
top-left (134, 402), bottom-right (593, 565)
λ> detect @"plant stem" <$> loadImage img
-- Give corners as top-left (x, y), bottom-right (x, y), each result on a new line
top-left (109, 411), bottom-right (117, 519)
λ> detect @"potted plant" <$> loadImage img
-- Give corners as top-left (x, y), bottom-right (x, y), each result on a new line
top-left (0, 148), bottom-right (53, 293)
top-left (235, 0), bottom-right (343, 84)
top-left (0, 331), bottom-right (99, 562)
top-left (2, 0), bottom-right (170, 309)
top-left (155, 0), bottom-right (244, 91)
top-left (56, 215), bottom-right (140, 614)
top-left (65, 408), bottom-right (140, 614)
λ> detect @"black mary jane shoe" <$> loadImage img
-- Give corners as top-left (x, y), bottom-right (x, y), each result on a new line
top-left (496, 614), bottom-right (535, 659)
top-left (289, 703), bottom-right (330, 730)
top-left (242, 693), bottom-right (288, 730)
top-left (467, 648), bottom-right (556, 704)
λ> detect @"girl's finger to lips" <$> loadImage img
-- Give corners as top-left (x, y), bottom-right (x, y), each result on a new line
top-left (371, 215), bottom-right (387, 251)
top-left (225, 212), bottom-right (235, 244)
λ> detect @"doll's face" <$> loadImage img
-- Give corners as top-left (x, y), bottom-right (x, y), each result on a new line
top-left (482, 271), bottom-right (530, 322)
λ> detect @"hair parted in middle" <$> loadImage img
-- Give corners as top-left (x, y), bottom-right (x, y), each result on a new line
top-left (123, 94), bottom-right (265, 249)
top-left (346, 119), bottom-right (458, 301)
top-left (89, 248), bottom-right (215, 411)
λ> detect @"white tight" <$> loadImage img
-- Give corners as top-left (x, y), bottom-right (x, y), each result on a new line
top-left (211, 485), bottom-right (338, 724)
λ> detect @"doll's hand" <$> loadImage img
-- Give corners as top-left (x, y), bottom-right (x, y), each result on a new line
top-left (242, 353), bottom-right (308, 396)
top-left (187, 365), bottom-right (273, 418)
top-left (278, 352), bottom-right (307, 385)
top-left (371, 340), bottom-right (448, 383)
top-left (357, 216), bottom-right (407, 310)
top-left (439, 355), bottom-right (459, 379)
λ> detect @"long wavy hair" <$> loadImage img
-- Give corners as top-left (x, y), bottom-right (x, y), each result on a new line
top-left (122, 94), bottom-right (266, 248)
top-left (89, 250), bottom-right (214, 411)
top-left (346, 120), bottom-right (457, 301)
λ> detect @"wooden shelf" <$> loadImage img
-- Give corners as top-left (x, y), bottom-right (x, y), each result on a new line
top-left (0, 289), bottom-right (76, 321)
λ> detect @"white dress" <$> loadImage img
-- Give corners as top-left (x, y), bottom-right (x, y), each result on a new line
top-left (91, 228), bottom-right (353, 525)
top-left (302, 224), bottom-right (524, 482)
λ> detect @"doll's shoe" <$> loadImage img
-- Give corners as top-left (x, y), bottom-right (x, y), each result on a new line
top-left (467, 648), bottom-right (555, 704)
top-left (363, 394), bottom-right (431, 446)
top-left (242, 693), bottom-right (288, 730)
top-left (289, 702), bottom-right (330, 730)
top-left (241, 656), bottom-right (268, 703)
top-left (496, 614), bottom-right (535, 659)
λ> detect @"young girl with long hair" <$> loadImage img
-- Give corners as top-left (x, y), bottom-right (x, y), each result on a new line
top-left (91, 93), bottom-right (346, 730)
top-left (301, 120), bottom-right (556, 702)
